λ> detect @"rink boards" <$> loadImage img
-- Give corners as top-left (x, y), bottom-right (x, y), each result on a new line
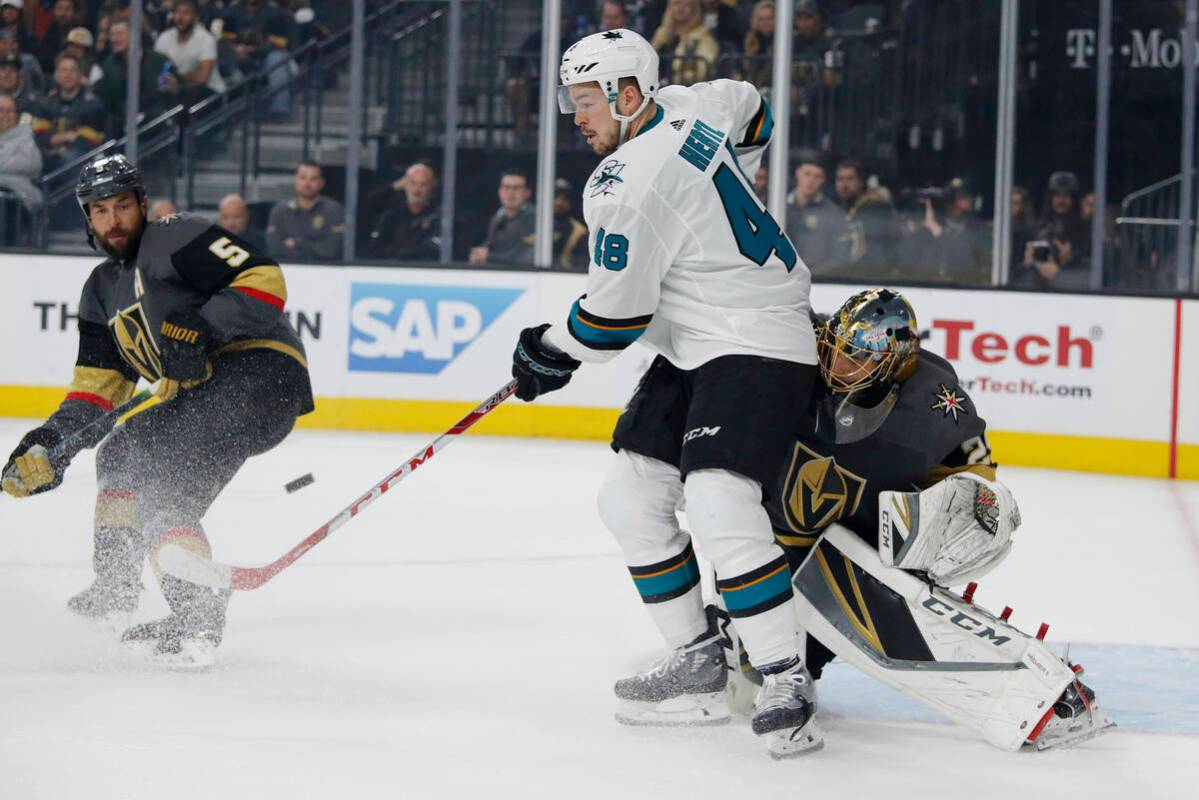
top-left (1, 255), bottom-right (1195, 480)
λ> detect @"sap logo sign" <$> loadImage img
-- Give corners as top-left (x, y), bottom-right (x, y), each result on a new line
top-left (349, 283), bottom-right (524, 374)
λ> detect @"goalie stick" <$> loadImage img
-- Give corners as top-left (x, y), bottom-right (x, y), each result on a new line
top-left (153, 380), bottom-right (518, 591)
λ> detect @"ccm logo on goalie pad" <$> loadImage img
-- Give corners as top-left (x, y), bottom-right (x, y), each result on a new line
top-left (920, 597), bottom-right (1011, 646)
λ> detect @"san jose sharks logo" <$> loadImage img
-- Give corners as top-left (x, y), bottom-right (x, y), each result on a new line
top-left (589, 159), bottom-right (626, 198)
top-left (931, 383), bottom-right (968, 422)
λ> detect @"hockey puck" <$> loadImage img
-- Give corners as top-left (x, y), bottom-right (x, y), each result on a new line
top-left (285, 473), bottom-right (315, 493)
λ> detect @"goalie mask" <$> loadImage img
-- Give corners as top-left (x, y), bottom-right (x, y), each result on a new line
top-left (818, 289), bottom-right (919, 399)
top-left (557, 28), bottom-right (659, 146)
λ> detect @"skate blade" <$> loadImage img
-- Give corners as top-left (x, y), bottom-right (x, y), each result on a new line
top-left (766, 717), bottom-right (825, 759)
top-left (70, 609), bottom-right (133, 637)
top-left (1027, 713), bottom-right (1117, 752)
top-left (615, 692), bottom-right (731, 727)
top-left (123, 639), bottom-right (217, 670)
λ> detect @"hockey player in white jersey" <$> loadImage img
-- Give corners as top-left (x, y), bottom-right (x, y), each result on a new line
top-left (508, 29), bottom-right (822, 757)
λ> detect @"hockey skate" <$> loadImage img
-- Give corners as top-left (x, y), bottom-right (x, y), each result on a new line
top-left (751, 661), bottom-right (824, 759)
top-left (614, 609), bottom-right (732, 726)
top-left (67, 525), bottom-right (147, 632)
top-left (1025, 668), bottom-right (1116, 751)
top-left (121, 577), bottom-right (229, 669)
top-left (66, 577), bottom-right (141, 633)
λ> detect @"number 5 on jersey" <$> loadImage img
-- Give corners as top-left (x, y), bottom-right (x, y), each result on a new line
top-left (209, 236), bottom-right (251, 268)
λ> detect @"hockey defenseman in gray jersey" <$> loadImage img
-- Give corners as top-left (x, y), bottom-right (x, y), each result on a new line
top-left (2, 155), bottom-right (313, 667)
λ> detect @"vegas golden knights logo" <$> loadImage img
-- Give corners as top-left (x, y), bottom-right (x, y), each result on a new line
top-left (782, 442), bottom-right (867, 534)
top-left (109, 302), bottom-right (164, 380)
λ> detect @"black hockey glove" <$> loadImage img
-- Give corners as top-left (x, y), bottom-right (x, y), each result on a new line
top-left (158, 309), bottom-right (211, 383)
top-left (2, 427), bottom-right (67, 497)
top-left (511, 324), bottom-right (581, 402)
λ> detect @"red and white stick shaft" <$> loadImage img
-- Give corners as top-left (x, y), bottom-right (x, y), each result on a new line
top-left (156, 380), bottom-right (518, 591)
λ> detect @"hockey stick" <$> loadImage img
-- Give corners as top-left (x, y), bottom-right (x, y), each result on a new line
top-left (48, 388), bottom-right (156, 460)
top-left (3, 388), bottom-right (155, 499)
top-left (155, 380), bottom-right (519, 591)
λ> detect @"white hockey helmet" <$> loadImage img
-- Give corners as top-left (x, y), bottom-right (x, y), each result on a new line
top-left (558, 29), bottom-right (659, 143)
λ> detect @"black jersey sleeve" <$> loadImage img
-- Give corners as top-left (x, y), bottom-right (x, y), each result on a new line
top-left (41, 268), bottom-right (140, 459)
top-left (158, 217), bottom-right (290, 342)
top-left (911, 352), bottom-right (996, 486)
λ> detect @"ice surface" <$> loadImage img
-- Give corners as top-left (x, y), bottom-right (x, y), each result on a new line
top-left (1, 421), bottom-right (1197, 799)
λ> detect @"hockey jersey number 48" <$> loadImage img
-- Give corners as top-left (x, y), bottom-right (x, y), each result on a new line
top-left (544, 80), bottom-right (817, 370)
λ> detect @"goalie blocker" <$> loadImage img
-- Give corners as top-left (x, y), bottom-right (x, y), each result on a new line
top-left (776, 524), bottom-right (1114, 751)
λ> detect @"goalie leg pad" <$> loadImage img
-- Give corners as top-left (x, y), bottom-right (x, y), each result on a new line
top-left (794, 525), bottom-right (1082, 751)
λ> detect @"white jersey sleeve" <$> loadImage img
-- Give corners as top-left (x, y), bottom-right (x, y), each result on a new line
top-left (544, 166), bottom-right (686, 363)
top-left (690, 79), bottom-right (775, 178)
top-left (547, 79), bottom-right (815, 370)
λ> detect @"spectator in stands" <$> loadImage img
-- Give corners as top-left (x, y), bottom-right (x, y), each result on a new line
top-left (905, 178), bottom-right (991, 284)
top-left (618, 1), bottom-right (667, 38)
top-left (835, 158), bottom-right (899, 277)
top-left (792, 0), bottom-right (829, 86)
top-left (470, 168), bottom-right (535, 266)
top-left (0, 0), bottom-right (35, 57)
top-left (785, 151), bottom-right (850, 276)
top-left (366, 162), bottom-right (442, 262)
top-left (754, 164), bottom-right (768, 203)
top-left (1009, 185), bottom-right (1036, 277)
top-left (553, 178), bottom-right (589, 270)
top-left (0, 52), bottom-right (39, 122)
top-left (218, 193), bottom-right (269, 253)
top-left (37, 0), bottom-right (81, 74)
top-left (290, 1), bottom-right (332, 48)
top-left (0, 29), bottom-right (45, 94)
top-left (64, 27), bottom-right (103, 85)
top-left (187, 0), bottom-right (227, 28)
top-left (1080, 191), bottom-right (1095, 226)
top-left (600, 1), bottom-right (628, 32)
top-left (738, 0), bottom-right (774, 88)
top-left (96, 20), bottom-right (180, 134)
top-left (652, 0), bottom-right (719, 87)
top-left (222, 0), bottom-right (293, 114)
top-left (700, 0), bottom-right (742, 53)
top-left (1011, 171), bottom-right (1090, 290)
top-left (267, 160), bottom-right (345, 261)
top-left (93, 8), bottom-right (113, 60)
top-left (0, 92), bottom-right (42, 213)
top-left (32, 53), bottom-right (108, 171)
top-left (506, 14), bottom-right (573, 145)
top-left (155, 0), bottom-right (225, 106)
top-left (148, 197), bottom-right (177, 221)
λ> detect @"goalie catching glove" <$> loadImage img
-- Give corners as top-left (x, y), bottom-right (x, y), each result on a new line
top-left (2, 427), bottom-right (67, 497)
top-left (879, 471), bottom-right (1020, 586)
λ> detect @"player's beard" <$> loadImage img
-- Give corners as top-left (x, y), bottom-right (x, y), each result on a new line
top-left (592, 131), bottom-right (620, 156)
top-left (583, 124), bottom-right (619, 156)
top-left (97, 218), bottom-right (146, 262)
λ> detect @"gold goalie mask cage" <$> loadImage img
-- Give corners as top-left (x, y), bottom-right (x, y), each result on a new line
top-left (818, 289), bottom-right (920, 397)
